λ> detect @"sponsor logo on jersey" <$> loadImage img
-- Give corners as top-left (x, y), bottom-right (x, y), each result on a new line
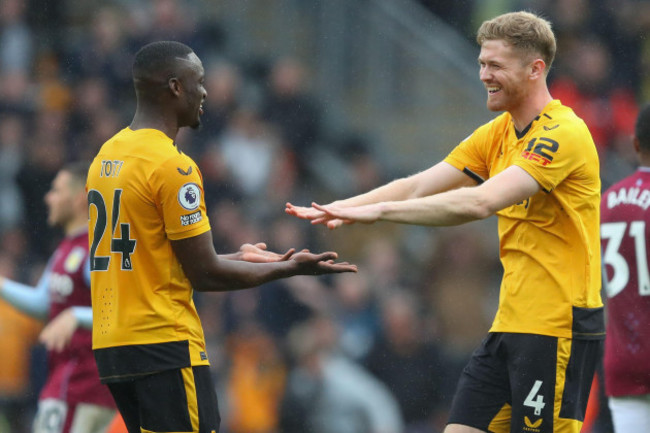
top-left (64, 246), bottom-right (86, 273)
top-left (180, 211), bottom-right (202, 226)
top-left (543, 124), bottom-right (559, 131)
top-left (177, 166), bottom-right (193, 176)
top-left (523, 416), bottom-right (542, 432)
top-left (178, 183), bottom-right (201, 210)
top-left (200, 351), bottom-right (208, 361)
top-left (50, 272), bottom-right (74, 297)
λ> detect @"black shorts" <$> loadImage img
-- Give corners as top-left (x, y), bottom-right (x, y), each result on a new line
top-left (448, 332), bottom-right (602, 433)
top-left (107, 366), bottom-right (220, 433)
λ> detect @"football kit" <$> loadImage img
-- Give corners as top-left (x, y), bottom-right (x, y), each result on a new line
top-left (444, 100), bottom-right (604, 433)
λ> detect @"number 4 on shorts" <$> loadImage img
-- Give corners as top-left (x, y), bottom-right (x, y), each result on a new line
top-left (524, 380), bottom-right (545, 416)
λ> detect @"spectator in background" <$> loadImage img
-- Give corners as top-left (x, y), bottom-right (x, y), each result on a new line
top-left (0, 114), bottom-right (26, 233)
top-left (0, 0), bottom-right (33, 74)
top-left (16, 111), bottom-right (67, 260)
top-left (192, 61), bottom-right (243, 154)
top-left (262, 57), bottom-right (322, 178)
top-left (600, 103), bottom-right (650, 432)
top-left (224, 321), bottom-right (287, 433)
top-left (549, 35), bottom-right (638, 187)
top-left (216, 106), bottom-right (292, 219)
top-left (280, 315), bottom-right (404, 433)
top-left (364, 290), bottom-right (450, 433)
top-left (331, 272), bottom-right (381, 361)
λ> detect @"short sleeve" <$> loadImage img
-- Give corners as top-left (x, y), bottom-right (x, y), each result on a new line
top-left (151, 154), bottom-right (211, 241)
top-left (444, 120), bottom-right (495, 181)
top-left (513, 122), bottom-right (588, 193)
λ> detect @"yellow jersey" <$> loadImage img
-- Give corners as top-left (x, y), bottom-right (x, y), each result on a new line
top-left (87, 127), bottom-right (211, 382)
top-left (444, 100), bottom-right (604, 339)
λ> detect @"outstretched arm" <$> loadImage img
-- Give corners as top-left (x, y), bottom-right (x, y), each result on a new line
top-left (0, 270), bottom-right (51, 320)
top-left (287, 162), bottom-right (475, 228)
top-left (171, 231), bottom-right (357, 292)
top-left (312, 166), bottom-right (540, 228)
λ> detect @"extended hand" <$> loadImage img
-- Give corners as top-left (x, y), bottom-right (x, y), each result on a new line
top-left (291, 251), bottom-right (358, 275)
top-left (239, 242), bottom-right (295, 263)
top-left (286, 202), bottom-right (349, 228)
top-left (39, 308), bottom-right (78, 352)
top-left (311, 202), bottom-right (382, 229)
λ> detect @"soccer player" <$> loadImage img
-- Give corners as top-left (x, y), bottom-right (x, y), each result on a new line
top-left (287, 11), bottom-right (603, 433)
top-left (600, 103), bottom-right (650, 431)
top-left (0, 162), bottom-right (116, 433)
top-left (86, 41), bottom-right (356, 433)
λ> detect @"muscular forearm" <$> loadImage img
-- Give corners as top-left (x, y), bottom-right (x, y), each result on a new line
top-left (332, 162), bottom-right (473, 208)
top-left (378, 186), bottom-right (494, 226)
top-left (333, 177), bottom-right (417, 208)
top-left (189, 259), bottom-right (298, 292)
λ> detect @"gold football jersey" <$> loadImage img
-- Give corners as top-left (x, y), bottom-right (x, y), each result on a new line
top-left (444, 100), bottom-right (604, 339)
top-left (87, 127), bottom-right (211, 381)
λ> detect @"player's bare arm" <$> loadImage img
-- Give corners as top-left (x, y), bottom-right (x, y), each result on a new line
top-left (286, 161), bottom-right (476, 228)
top-left (172, 231), bottom-right (357, 292)
top-left (312, 166), bottom-right (540, 228)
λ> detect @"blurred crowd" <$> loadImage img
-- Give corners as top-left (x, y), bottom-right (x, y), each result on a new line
top-left (0, 1), bottom-right (644, 432)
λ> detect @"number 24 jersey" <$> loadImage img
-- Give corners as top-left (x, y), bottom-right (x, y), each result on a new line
top-left (87, 127), bottom-right (211, 382)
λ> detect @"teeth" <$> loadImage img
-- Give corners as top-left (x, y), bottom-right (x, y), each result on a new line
top-left (487, 87), bottom-right (500, 93)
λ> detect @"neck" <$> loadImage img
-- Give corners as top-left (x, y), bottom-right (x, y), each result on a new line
top-left (130, 103), bottom-right (179, 140)
top-left (64, 218), bottom-right (88, 237)
top-left (510, 87), bottom-right (553, 132)
top-left (639, 154), bottom-right (650, 168)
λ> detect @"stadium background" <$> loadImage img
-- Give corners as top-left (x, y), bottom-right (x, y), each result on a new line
top-left (0, 0), bottom-right (642, 432)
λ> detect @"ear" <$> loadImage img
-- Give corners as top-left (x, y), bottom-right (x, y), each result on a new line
top-left (634, 136), bottom-right (641, 154)
top-left (529, 58), bottom-right (546, 80)
top-left (168, 77), bottom-right (182, 97)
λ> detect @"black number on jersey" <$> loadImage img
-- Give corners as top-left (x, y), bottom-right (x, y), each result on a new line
top-left (525, 137), bottom-right (559, 161)
top-left (88, 189), bottom-right (137, 271)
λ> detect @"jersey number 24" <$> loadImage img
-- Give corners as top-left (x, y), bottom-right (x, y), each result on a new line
top-left (88, 189), bottom-right (137, 271)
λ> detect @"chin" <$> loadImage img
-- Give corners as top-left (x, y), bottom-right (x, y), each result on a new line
top-left (486, 100), bottom-right (505, 112)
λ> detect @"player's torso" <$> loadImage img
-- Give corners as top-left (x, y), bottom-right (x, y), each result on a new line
top-left (481, 106), bottom-right (602, 338)
top-left (87, 128), bottom-right (210, 380)
top-left (601, 169), bottom-right (650, 396)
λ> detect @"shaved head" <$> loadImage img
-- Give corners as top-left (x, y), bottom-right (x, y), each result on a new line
top-left (132, 41), bottom-right (194, 90)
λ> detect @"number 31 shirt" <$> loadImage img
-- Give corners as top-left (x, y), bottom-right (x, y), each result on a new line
top-left (601, 167), bottom-right (650, 397)
top-left (444, 100), bottom-right (604, 340)
top-left (87, 127), bottom-right (211, 383)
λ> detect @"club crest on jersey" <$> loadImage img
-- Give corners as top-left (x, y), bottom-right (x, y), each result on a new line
top-left (64, 246), bottom-right (86, 273)
top-left (178, 183), bottom-right (201, 210)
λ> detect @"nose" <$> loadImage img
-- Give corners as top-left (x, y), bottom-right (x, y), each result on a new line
top-left (479, 66), bottom-right (490, 82)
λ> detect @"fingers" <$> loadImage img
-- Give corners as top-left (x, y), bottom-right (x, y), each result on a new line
top-left (313, 251), bottom-right (339, 261)
top-left (280, 248), bottom-right (295, 261)
top-left (320, 262), bottom-right (358, 273)
top-left (254, 242), bottom-right (267, 250)
top-left (39, 331), bottom-right (67, 352)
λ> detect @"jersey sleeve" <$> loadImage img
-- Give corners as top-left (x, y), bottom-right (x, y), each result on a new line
top-left (443, 120), bottom-right (494, 182)
top-left (150, 154), bottom-right (211, 241)
top-left (513, 121), bottom-right (588, 192)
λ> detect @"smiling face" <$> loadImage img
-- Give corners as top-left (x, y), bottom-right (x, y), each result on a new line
top-left (478, 39), bottom-right (534, 113)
